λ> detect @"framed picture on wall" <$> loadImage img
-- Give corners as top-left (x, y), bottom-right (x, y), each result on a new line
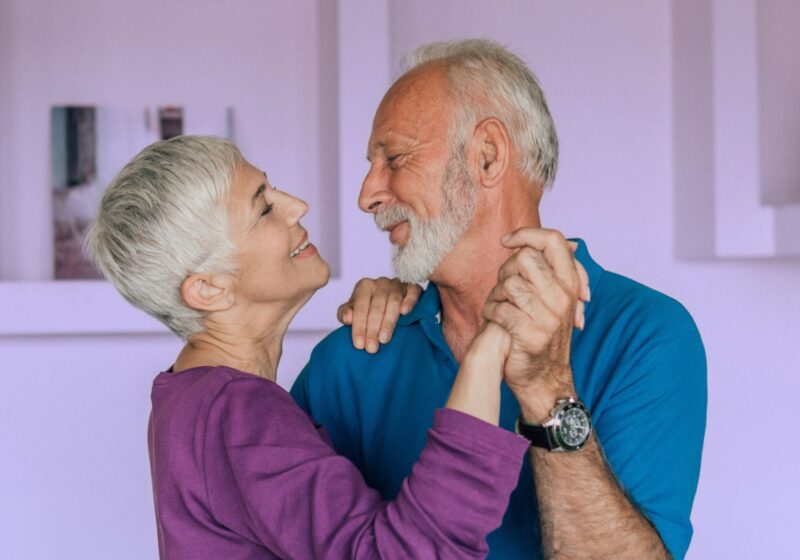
top-left (50, 105), bottom-right (235, 279)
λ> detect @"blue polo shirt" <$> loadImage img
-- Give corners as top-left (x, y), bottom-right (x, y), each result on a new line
top-left (291, 240), bottom-right (706, 559)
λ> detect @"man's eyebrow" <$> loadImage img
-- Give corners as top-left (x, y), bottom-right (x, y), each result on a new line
top-left (366, 142), bottom-right (387, 161)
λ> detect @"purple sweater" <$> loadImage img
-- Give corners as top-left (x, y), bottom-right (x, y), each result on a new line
top-left (148, 366), bottom-right (527, 559)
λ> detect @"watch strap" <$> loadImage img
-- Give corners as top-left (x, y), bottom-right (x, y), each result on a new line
top-left (515, 417), bottom-right (557, 450)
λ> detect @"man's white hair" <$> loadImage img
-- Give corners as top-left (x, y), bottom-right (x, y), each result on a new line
top-left (403, 38), bottom-right (559, 188)
top-left (85, 135), bottom-right (241, 340)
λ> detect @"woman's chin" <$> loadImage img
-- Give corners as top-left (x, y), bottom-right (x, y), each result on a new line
top-left (318, 260), bottom-right (332, 287)
top-left (299, 262), bottom-right (332, 302)
top-left (306, 256), bottom-right (331, 290)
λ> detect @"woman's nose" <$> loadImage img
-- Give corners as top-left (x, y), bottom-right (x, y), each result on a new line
top-left (284, 192), bottom-right (309, 225)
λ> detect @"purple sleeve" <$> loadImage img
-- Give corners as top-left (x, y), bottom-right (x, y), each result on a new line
top-left (205, 378), bottom-right (528, 559)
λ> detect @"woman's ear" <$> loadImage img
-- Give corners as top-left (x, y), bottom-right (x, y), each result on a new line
top-left (181, 273), bottom-right (235, 312)
top-left (470, 117), bottom-right (510, 188)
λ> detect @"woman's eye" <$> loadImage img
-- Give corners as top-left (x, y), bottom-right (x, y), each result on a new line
top-left (261, 203), bottom-right (274, 217)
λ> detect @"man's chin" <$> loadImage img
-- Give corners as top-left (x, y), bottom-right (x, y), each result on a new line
top-left (392, 251), bottom-right (437, 284)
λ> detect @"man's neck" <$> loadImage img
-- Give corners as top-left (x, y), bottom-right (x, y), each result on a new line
top-left (433, 181), bottom-right (542, 361)
top-left (436, 278), bottom-right (496, 362)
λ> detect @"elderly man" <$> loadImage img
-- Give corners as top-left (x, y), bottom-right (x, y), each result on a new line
top-left (292, 39), bottom-right (706, 559)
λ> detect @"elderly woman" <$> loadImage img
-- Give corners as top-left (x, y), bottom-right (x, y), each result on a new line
top-left (86, 135), bottom-right (527, 559)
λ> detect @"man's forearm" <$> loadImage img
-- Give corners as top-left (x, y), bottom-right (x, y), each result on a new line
top-left (530, 435), bottom-right (670, 559)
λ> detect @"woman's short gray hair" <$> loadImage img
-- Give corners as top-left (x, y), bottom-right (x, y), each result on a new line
top-left (403, 38), bottom-right (559, 188)
top-left (85, 135), bottom-right (241, 340)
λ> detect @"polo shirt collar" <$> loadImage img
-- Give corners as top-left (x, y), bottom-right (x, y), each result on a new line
top-left (573, 238), bottom-right (604, 295)
top-left (395, 237), bottom-right (603, 327)
top-left (397, 281), bottom-right (441, 326)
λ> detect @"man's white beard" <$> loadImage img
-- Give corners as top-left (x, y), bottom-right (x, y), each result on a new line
top-left (375, 152), bottom-right (476, 283)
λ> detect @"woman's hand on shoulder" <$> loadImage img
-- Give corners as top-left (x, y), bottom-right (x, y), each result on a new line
top-left (337, 277), bottom-right (421, 354)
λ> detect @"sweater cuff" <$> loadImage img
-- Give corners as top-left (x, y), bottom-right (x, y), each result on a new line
top-left (433, 408), bottom-right (529, 460)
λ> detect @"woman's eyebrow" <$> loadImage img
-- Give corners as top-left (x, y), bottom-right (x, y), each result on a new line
top-left (251, 183), bottom-right (266, 208)
top-left (252, 171), bottom-right (274, 205)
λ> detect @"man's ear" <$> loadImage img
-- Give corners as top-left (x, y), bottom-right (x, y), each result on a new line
top-left (470, 117), bottom-right (510, 188)
top-left (181, 273), bottom-right (235, 312)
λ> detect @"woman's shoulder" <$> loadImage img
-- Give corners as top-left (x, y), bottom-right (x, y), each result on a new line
top-left (153, 366), bottom-right (302, 425)
top-left (157, 365), bottom-right (289, 396)
top-left (204, 368), bottom-right (324, 447)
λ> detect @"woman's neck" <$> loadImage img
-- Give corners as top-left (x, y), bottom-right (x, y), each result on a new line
top-left (173, 314), bottom-right (287, 382)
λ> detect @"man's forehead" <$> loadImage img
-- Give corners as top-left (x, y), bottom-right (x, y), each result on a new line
top-left (383, 66), bottom-right (448, 109)
top-left (368, 72), bottom-right (451, 153)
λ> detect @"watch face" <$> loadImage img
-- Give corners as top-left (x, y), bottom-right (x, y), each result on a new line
top-left (556, 404), bottom-right (591, 449)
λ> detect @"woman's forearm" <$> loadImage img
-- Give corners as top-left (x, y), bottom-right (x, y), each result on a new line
top-left (445, 322), bottom-right (509, 425)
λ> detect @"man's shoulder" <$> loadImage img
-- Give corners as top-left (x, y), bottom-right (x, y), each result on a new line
top-left (309, 321), bottom-right (430, 364)
top-left (301, 323), bottom-right (428, 388)
top-left (579, 267), bottom-right (705, 389)
top-left (593, 269), bottom-right (698, 334)
top-left (575, 240), bottom-right (697, 335)
top-left (581, 268), bottom-right (705, 399)
top-left (308, 325), bottom-right (359, 362)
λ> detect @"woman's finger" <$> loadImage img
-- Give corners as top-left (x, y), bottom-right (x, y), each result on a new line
top-left (574, 300), bottom-right (585, 330)
top-left (401, 283), bottom-right (422, 315)
top-left (363, 289), bottom-right (391, 353)
top-left (575, 259), bottom-right (591, 303)
top-left (349, 281), bottom-right (376, 350)
top-left (376, 292), bottom-right (404, 345)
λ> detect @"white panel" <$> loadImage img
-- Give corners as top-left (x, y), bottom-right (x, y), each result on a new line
top-left (712, 0), bottom-right (775, 257)
top-left (671, 0), bottom-right (716, 258)
top-left (758, 0), bottom-right (800, 206)
top-left (775, 205), bottom-right (800, 254)
top-left (672, 0), bottom-right (800, 259)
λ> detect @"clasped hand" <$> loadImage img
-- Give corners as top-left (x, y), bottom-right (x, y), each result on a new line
top-left (482, 228), bottom-right (590, 422)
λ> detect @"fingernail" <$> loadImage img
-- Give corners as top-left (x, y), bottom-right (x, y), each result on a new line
top-left (400, 304), bottom-right (410, 314)
top-left (501, 233), bottom-right (511, 243)
top-left (355, 335), bottom-right (365, 349)
top-left (379, 330), bottom-right (390, 343)
top-left (568, 241), bottom-right (578, 251)
top-left (579, 315), bottom-right (585, 330)
top-left (343, 310), bottom-right (352, 322)
top-left (366, 340), bottom-right (378, 353)
top-left (584, 285), bottom-right (591, 303)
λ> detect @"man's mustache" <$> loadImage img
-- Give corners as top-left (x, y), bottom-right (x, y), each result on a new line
top-left (375, 205), bottom-right (416, 230)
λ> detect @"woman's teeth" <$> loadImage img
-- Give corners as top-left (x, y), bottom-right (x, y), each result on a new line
top-left (290, 240), bottom-right (310, 258)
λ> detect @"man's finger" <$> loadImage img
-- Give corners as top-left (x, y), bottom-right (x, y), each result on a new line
top-left (497, 250), bottom-right (572, 319)
top-left (483, 299), bottom-right (558, 351)
top-left (501, 228), bottom-right (579, 296)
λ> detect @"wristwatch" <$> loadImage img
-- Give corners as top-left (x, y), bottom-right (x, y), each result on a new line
top-left (515, 397), bottom-right (592, 452)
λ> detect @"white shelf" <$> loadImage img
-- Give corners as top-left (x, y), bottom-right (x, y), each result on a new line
top-left (0, 280), bottom-right (349, 336)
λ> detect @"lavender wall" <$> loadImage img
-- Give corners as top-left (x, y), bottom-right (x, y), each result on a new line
top-left (1, 1), bottom-right (797, 559)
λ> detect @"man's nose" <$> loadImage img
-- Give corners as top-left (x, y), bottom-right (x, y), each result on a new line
top-left (358, 166), bottom-right (391, 213)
